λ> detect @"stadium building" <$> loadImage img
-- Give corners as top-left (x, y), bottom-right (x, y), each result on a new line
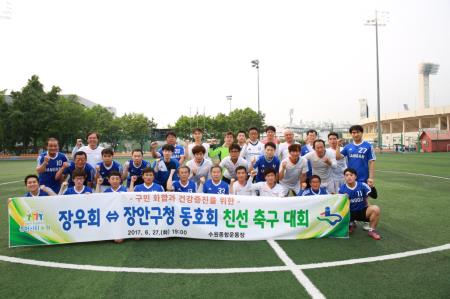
top-left (358, 63), bottom-right (450, 151)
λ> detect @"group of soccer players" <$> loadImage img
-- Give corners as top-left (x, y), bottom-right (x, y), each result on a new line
top-left (23, 125), bottom-right (382, 240)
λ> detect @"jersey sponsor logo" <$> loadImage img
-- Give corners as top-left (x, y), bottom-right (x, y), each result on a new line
top-left (349, 153), bottom-right (366, 159)
top-left (350, 197), bottom-right (364, 203)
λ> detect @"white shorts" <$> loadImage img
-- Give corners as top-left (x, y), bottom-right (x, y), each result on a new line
top-left (99, 185), bottom-right (109, 192)
top-left (320, 179), bottom-right (336, 194)
top-left (280, 184), bottom-right (301, 197)
top-left (333, 178), bottom-right (345, 194)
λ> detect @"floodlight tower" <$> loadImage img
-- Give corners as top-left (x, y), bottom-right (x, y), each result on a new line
top-left (365, 10), bottom-right (389, 151)
top-left (289, 109), bottom-right (294, 126)
top-left (251, 59), bottom-right (260, 114)
top-left (418, 63), bottom-right (439, 109)
top-left (226, 95), bottom-right (232, 114)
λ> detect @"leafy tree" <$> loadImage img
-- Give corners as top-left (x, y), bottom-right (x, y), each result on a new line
top-left (9, 75), bottom-right (61, 152)
top-left (170, 108), bottom-right (265, 142)
top-left (121, 113), bottom-right (157, 150)
top-left (102, 117), bottom-right (124, 150)
top-left (0, 90), bottom-right (8, 152)
top-left (48, 95), bottom-right (86, 151)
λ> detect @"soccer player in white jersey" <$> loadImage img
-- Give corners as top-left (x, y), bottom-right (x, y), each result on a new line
top-left (219, 143), bottom-right (248, 183)
top-left (240, 127), bottom-right (264, 162)
top-left (230, 166), bottom-right (256, 195)
top-left (186, 145), bottom-right (212, 185)
top-left (261, 125), bottom-right (279, 144)
top-left (279, 144), bottom-right (308, 196)
top-left (327, 132), bottom-right (347, 192)
top-left (236, 130), bottom-right (247, 149)
top-left (186, 128), bottom-right (210, 161)
top-left (251, 168), bottom-right (285, 197)
top-left (303, 139), bottom-right (337, 193)
top-left (78, 132), bottom-right (104, 168)
top-left (278, 129), bottom-right (299, 161)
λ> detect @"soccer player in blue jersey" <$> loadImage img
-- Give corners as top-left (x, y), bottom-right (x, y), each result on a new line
top-left (36, 138), bottom-right (68, 193)
top-left (298, 175), bottom-right (328, 196)
top-left (132, 167), bottom-right (165, 192)
top-left (154, 144), bottom-right (179, 189)
top-left (151, 131), bottom-right (185, 164)
top-left (336, 125), bottom-right (377, 230)
top-left (122, 149), bottom-right (151, 188)
top-left (63, 169), bottom-right (93, 195)
top-left (95, 148), bottom-right (123, 192)
top-left (202, 165), bottom-right (229, 194)
top-left (339, 168), bottom-right (381, 240)
top-left (56, 151), bottom-right (95, 189)
top-left (167, 166), bottom-right (200, 193)
top-left (301, 129), bottom-right (318, 180)
top-left (24, 174), bottom-right (56, 197)
top-left (336, 125), bottom-right (375, 186)
top-left (250, 142), bottom-right (280, 183)
top-left (96, 171), bottom-right (127, 193)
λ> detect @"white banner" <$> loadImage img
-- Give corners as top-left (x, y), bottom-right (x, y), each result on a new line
top-left (9, 192), bottom-right (350, 247)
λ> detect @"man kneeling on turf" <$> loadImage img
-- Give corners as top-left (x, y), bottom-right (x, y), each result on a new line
top-left (339, 168), bottom-right (381, 240)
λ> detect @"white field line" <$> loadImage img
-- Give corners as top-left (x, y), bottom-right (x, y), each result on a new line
top-left (0, 180), bottom-right (22, 186)
top-left (376, 170), bottom-right (450, 180)
top-left (298, 243), bottom-right (450, 270)
top-left (267, 240), bottom-right (325, 299)
top-left (0, 243), bottom-right (449, 275)
top-left (0, 255), bottom-right (287, 274)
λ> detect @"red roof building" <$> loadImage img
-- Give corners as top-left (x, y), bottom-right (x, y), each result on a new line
top-left (419, 130), bottom-right (450, 152)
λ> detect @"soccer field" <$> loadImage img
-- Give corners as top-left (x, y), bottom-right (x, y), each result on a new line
top-left (1, 153), bottom-right (449, 298)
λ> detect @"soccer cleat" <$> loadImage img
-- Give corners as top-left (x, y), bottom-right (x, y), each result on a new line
top-left (349, 221), bottom-right (356, 234)
top-left (368, 230), bottom-right (381, 240)
top-left (362, 221), bottom-right (370, 231)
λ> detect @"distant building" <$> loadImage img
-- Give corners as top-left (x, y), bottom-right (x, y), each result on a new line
top-left (359, 62), bottom-right (448, 149)
top-left (4, 94), bottom-right (117, 115)
top-left (360, 105), bottom-right (450, 148)
top-left (419, 130), bottom-right (450, 152)
top-left (72, 95), bottom-right (117, 115)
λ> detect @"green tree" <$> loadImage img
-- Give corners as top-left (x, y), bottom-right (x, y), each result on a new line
top-left (102, 117), bottom-right (124, 150)
top-left (121, 113), bottom-right (157, 150)
top-left (170, 115), bottom-right (215, 140)
top-left (48, 95), bottom-right (87, 151)
top-left (170, 107), bottom-right (265, 142)
top-left (9, 75), bottom-right (61, 152)
top-left (227, 108), bottom-right (265, 132)
top-left (0, 90), bottom-right (8, 152)
top-left (82, 105), bottom-right (115, 137)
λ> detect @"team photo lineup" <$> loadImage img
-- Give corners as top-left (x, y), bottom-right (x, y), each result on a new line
top-left (26, 124), bottom-right (381, 242)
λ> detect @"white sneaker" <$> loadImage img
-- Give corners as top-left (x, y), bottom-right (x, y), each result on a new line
top-left (362, 222), bottom-right (370, 231)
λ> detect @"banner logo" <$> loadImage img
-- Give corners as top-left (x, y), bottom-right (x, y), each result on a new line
top-left (317, 207), bottom-right (343, 226)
